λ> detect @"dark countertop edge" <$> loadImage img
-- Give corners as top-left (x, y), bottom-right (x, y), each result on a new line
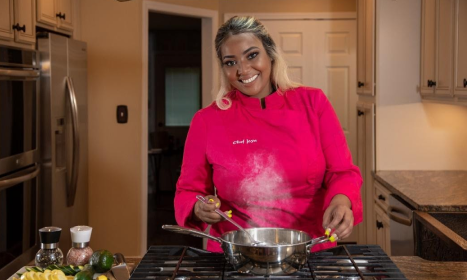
top-left (414, 211), bottom-right (467, 250)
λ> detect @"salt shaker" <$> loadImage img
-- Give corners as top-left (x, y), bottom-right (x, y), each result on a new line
top-left (35, 227), bottom-right (64, 268)
top-left (66, 226), bottom-right (93, 266)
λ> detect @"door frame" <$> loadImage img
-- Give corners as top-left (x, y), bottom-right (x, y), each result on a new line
top-left (224, 12), bottom-right (356, 22)
top-left (141, 1), bottom-right (218, 253)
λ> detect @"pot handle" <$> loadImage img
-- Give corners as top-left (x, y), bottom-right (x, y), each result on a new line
top-left (162, 225), bottom-right (223, 244)
top-left (305, 236), bottom-right (329, 255)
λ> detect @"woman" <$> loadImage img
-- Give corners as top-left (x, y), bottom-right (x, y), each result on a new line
top-left (174, 16), bottom-right (362, 252)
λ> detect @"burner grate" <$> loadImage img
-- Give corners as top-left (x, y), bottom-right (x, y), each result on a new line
top-left (129, 245), bottom-right (407, 280)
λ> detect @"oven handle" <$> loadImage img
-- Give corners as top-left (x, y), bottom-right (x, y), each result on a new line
top-left (0, 164), bottom-right (40, 190)
top-left (388, 205), bottom-right (412, 226)
top-left (66, 76), bottom-right (80, 207)
top-left (0, 69), bottom-right (40, 78)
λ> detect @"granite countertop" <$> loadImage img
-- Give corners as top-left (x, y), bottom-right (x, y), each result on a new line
top-left (374, 171), bottom-right (467, 211)
top-left (392, 256), bottom-right (467, 280)
top-left (126, 256), bottom-right (467, 280)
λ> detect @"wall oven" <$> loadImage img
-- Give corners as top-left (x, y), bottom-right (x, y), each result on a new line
top-left (0, 46), bottom-right (41, 279)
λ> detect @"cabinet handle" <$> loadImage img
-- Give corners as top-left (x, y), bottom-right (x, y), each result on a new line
top-left (12, 23), bottom-right (26, 32)
top-left (56, 12), bottom-right (66, 20)
top-left (376, 220), bottom-right (384, 229)
top-left (463, 78), bottom-right (466, 88)
top-left (427, 80), bottom-right (437, 87)
top-left (378, 194), bottom-right (386, 201)
top-left (357, 110), bottom-right (365, 116)
top-left (358, 81), bottom-right (365, 88)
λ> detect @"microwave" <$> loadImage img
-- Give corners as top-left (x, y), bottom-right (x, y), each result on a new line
top-left (0, 46), bottom-right (40, 174)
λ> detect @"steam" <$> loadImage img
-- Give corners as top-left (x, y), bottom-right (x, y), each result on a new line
top-left (238, 153), bottom-right (291, 206)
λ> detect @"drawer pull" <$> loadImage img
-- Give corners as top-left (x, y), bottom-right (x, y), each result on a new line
top-left (378, 194), bottom-right (386, 201)
top-left (376, 221), bottom-right (384, 229)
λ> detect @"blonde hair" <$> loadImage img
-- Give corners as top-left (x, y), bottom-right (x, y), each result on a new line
top-left (214, 16), bottom-right (301, 110)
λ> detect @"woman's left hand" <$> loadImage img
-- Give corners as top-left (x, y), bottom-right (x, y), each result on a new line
top-left (322, 194), bottom-right (354, 241)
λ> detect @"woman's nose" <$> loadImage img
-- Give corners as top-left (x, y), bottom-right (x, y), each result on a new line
top-left (237, 61), bottom-right (249, 75)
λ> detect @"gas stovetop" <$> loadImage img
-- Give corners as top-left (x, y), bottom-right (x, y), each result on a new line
top-left (129, 245), bottom-right (407, 280)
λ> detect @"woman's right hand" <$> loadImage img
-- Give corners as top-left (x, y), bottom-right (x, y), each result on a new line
top-left (193, 195), bottom-right (224, 224)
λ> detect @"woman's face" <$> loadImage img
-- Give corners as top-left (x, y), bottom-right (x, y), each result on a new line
top-left (220, 33), bottom-right (273, 99)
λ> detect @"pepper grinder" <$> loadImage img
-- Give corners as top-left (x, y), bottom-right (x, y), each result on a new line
top-left (35, 227), bottom-right (64, 268)
top-left (66, 226), bottom-right (93, 266)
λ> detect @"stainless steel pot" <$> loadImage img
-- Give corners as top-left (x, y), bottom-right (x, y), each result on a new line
top-left (162, 225), bottom-right (328, 275)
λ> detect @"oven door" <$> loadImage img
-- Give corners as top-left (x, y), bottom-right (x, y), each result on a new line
top-left (0, 67), bottom-right (40, 174)
top-left (0, 164), bottom-right (41, 279)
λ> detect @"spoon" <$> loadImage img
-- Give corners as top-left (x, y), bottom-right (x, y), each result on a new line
top-left (195, 195), bottom-right (262, 245)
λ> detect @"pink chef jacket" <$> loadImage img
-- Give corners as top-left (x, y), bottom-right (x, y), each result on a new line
top-left (174, 87), bottom-right (363, 252)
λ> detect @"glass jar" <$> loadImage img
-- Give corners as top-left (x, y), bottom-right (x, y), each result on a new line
top-left (66, 226), bottom-right (93, 266)
top-left (35, 227), bottom-right (64, 268)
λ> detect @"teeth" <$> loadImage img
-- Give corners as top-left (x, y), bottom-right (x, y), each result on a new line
top-left (241, 74), bottom-right (258, 84)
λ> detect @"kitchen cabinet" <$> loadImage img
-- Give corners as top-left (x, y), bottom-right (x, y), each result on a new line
top-left (454, 0), bottom-right (467, 97)
top-left (356, 0), bottom-right (375, 96)
top-left (356, 102), bottom-right (375, 245)
top-left (37, 0), bottom-right (73, 32)
top-left (420, 0), bottom-right (467, 103)
top-left (374, 202), bottom-right (391, 255)
top-left (0, 0), bottom-right (36, 46)
top-left (374, 180), bottom-right (391, 254)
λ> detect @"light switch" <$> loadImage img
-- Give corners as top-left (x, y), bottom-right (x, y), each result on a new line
top-left (117, 105), bottom-right (128, 123)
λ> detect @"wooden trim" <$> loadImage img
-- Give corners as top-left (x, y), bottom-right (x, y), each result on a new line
top-left (224, 12), bottom-right (357, 22)
top-left (142, 0), bottom-right (218, 255)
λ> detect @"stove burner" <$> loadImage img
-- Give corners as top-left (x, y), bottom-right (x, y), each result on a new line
top-left (129, 245), bottom-right (407, 280)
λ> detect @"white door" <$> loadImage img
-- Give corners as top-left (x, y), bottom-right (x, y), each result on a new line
top-left (262, 19), bottom-right (359, 243)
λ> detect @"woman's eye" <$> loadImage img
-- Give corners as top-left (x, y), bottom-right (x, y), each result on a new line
top-left (247, 52), bottom-right (258, 59)
top-left (224, 60), bottom-right (236, 67)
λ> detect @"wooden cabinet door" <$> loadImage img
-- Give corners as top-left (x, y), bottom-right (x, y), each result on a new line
top-left (14, 0), bottom-right (35, 44)
top-left (357, 0), bottom-right (366, 95)
top-left (435, 0), bottom-right (455, 96)
top-left (56, 0), bottom-right (73, 31)
top-left (37, 0), bottom-right (58, 27)
top-left (375, 204), bottom-right (391, 255)
top-left (363, 0), bottom-right (374, 96)
top-left (356, 0), bottom-right (374, 96)
top-left (420, 0), bottom-right (436, 95)
top-left (0, 0), bottom-right (15, 41)
top-left (454, 0), bottom-right (467, 96)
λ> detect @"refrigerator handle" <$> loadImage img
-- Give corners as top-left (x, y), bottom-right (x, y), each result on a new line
top-left (66, 76), bottom-right (80, 207)
top-left (0, 164), bottom-right (41, 190)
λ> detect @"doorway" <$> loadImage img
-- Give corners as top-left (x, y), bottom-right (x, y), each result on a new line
top-left (146, 12), bottom-right (203, 248)
top-left (142, 1), bottom-right (218, 252)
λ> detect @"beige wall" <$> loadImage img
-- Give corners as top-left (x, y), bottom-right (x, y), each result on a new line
top-left (378, 103), bottom-right (467, 170)
top-left (80, 0), bottom-right (143, 256)
top-left (79, 0), bottom-right (356, 256)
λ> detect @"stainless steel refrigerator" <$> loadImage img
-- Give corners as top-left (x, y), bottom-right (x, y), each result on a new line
top-left (38, 33), bottom-right (88, 253)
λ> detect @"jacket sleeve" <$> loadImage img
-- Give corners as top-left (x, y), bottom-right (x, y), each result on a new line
top-left (174, 111), bottom-right (214, 230)
top-left (315, 90), bottom-right (363, 225)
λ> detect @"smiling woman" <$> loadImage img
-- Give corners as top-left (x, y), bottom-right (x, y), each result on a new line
top-left (173, 16), bottom-right (363, 253)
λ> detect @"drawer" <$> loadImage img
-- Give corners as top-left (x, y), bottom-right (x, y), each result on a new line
top-left (374, 179), bottom-right (391, 211)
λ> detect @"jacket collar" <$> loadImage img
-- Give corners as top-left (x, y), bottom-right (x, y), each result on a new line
top-left (232, 89), bottom-right (285, 110)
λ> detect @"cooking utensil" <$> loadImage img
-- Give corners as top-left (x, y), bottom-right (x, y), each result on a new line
top-left (195, 195), bottom-right (262, 245)
top-left (162, 225), bottom-right (329, 275)
top-left (111, 253), bottom-right (130, 280)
